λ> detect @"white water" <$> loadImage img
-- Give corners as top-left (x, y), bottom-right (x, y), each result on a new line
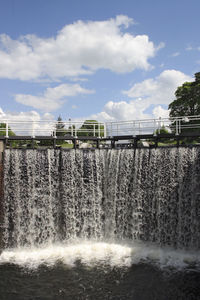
top-left (1, 148), bottom-right (200, 269)
top-left (1, 241), bottom-right (200, 270)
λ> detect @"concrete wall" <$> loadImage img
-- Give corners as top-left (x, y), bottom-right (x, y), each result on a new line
top-left (0, 141), bottom-right (4, 250)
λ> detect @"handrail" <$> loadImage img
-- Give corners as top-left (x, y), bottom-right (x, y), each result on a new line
top-left (0, 115), bottom-right (200, 138)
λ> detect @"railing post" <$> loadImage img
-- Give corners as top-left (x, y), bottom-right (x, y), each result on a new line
top-left (69, 119), bottom-right (73, 136)
top-left (175, 119), bottom-right (179, 135)
top-left (153, 119), bottom-right (156, 136)
top-left (179, 119), bottom-right (181, 134)
top-left (158, 117), bottom-right (161, 134)
top-left (75, 125), bottom-right (77, 138)
top-left (93, 124), bottom-right (95, 137)
top-left (133, 121), bottom-right (135, 137)
top-left (6, 121), bottom-right (9, 138)
top-left (98, 123), bottom-right (100, 138)
top-left (32, 121), bottom-right (35, 138)
top-left (104, 123), bottom-right (107, 138)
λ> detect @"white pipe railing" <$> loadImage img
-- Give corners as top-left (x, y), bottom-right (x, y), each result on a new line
top-left (0, 115), bottom-right (200, 138)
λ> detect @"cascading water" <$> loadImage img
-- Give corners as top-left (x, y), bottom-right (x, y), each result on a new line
top-left (2, 147), bottom-right (200, 250)
top-left (1, 147), bottom-right (200, 299)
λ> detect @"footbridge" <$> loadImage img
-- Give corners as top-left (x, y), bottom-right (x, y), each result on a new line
top-left (0, 115), bottom-right (200, 148)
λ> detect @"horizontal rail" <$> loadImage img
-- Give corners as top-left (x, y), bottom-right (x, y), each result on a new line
top-left (0, 115), bottom-right (200, 138)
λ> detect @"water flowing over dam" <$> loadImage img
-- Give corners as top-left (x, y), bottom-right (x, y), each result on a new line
top-left (1, 147), bottom-right (200, 299)
top-left (2, 147), bottom-right (200, 250)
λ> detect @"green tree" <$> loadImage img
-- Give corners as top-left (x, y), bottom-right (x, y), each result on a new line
top-left (0, 123), bottom-right (16, 136)
top-left (154, 125), bottom-right (172, 143)
top-left (55, 115), bottom-right (67, 136)
top-left (77, 120), bottom-right (104, 137)
top-left (55, 115), bottom-right (68, 145)
top-left (169, 72), bottom-right (200, 117)
top-left (0, 123), bottom-right (20, 147)
top-left (168, 72), bottom-right (200, 136)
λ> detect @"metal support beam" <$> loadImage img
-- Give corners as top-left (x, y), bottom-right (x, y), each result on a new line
top-left (31, 138), bottom-right (35, 149)
top-left (134, 138), bottom-right (138, 148)
top-left (73, 139), bottom-right (77, 149)
top-left (96, 139), bottom-right (100, 149)
top-left (111, 140), bottom-right (115, 149)
top-left (53, 138), bottom-right (56, 149)
top-left (155, 137), bottom-right (158, 148)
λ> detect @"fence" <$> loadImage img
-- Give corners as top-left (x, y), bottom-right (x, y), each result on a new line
top-left (0, 115), bottom-right (200, 138)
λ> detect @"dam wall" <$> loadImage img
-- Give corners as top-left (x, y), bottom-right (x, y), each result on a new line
top-left (1, 147), bottom-right (200, 250)
top-left (0, 142), bottom-right (4, 249)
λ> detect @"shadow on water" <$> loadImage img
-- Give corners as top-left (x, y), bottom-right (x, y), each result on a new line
top-left (0, 262), bottom-right (200, 300)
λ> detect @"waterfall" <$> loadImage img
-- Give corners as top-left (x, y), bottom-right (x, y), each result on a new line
top-left (2, 148), bottom-right (200, 250)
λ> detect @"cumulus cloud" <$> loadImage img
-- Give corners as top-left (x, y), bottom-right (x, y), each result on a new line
top-left (152, 106), bottom-right (169, 119)
top-left (92, 99), bottom-right (151, 121)
top-left (123, 70), bottom-right (192, 105)
top-left (89, 70), bottom-right (192, 122)
top-left (0, 108), bottom-right (55, 135)
top-left (0, 15), bottom-right (160, 81)
top-left (14, 83), bottom-right (94, 112)
top-left (0, 69), bottom-right (191, 135)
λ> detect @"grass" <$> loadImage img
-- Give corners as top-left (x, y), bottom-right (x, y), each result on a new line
top-left (59, 142), bottom-right (74, 148)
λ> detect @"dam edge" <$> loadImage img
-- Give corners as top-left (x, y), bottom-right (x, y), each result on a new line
top-left (1, 146), bottom-right (200, 250)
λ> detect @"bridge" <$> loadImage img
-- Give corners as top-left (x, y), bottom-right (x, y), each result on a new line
top-left (0, 115), bottom-right (200, 148)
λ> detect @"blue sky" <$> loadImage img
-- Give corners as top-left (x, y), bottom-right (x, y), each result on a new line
top-left (0, 0), bottom-right (199, 122)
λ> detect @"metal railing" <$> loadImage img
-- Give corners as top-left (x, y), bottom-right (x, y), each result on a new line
top-left (0, 115), bottom-right (200, 138)
top-left (106, 115), bottom-right (200, 137)
top-left (0, 120), bottom-right (106, 138)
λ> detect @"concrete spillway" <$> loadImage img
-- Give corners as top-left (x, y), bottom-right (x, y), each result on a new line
top-left (1, 148), bottom-right (200, 250)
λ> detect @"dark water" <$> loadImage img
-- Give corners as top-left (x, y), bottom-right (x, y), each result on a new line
top-left (0, 263), bottom-right (200, 300)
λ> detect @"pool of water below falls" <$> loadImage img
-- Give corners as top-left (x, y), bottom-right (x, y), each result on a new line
top-left (0, 241), bottom-right (200, 300)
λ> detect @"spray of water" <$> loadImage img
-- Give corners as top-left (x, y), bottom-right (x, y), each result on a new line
top-left (1, 148), bottom-right (200, 268)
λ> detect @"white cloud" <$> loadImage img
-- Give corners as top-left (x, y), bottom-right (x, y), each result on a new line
top-left (14, 83), bottom-right (94, 112)
top-left (152, 106), bottom-right (169, 119)
top-left (92, 99), bottom-right (151, 121)
top-left (88, 70), bottom-right (192, 122)
top-left (185, 45), bottom-right (200, 51)
top-left (123, 70), bottom-right (192, 105)
top-left (171, 52), bottom-right (180, 57)
top-left (0, 108), bottom-right (55, 135)
top-left (0, 15), bottom-right (160, 81)
top-left (186, 46), bottom-right (193, 51)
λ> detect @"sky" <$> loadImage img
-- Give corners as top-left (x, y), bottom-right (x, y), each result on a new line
top-left (0, 0), bottom-right (199, 123)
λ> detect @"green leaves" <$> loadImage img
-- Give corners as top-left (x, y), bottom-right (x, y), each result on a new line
top-left (0, 123), bottom-right (15, 137)
top-left (169, 72), bottom-right (200, 117)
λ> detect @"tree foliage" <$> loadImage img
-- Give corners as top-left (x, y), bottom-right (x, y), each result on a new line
top-left (0, 123), bottom-right (16, 136)
top-left (169, 72), bottom-right (200, 117)
top-left (168, 72), bottom-right (200, 138)
top-left (77, 120), bottom-right (104, 137)
top-left (55, 115), bottom-right (67, 137)
top-left (54, 115), bottom-right (68, 145)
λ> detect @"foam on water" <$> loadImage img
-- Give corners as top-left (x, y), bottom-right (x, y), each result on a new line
top-left (1, 241), bottom-right (200, 270)
top-left (2, 148), bottom-right (200, 273)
